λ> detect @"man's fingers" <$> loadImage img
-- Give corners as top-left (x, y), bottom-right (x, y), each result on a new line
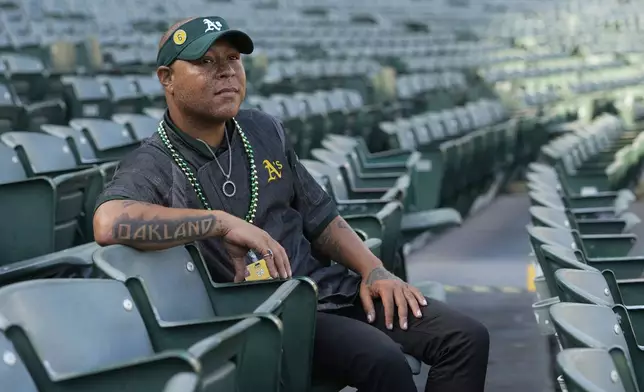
top-left (381, 288), bottom-right (395, 330)
top-left (233, 258), bottom-right (247, 283)
top-left (404, 287), bottom-right (423, 319)
top-left (359, 285), bottom-right (376, 323)
top-left (410, 286), bottom-right (428, 306)
top-left (271, 242), bottom-right (290, 279)
top-left (394, 287), bottom-right (408, 330)
top-left (258, 244), bottom-right (280, 279)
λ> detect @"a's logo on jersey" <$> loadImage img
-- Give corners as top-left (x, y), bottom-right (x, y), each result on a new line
top-left (263, 160), bottom-right (283, 182)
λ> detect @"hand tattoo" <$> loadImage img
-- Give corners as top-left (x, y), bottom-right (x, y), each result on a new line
top-left (112, 214), bottom-right (216, 244)
top-left (365, 267), bottom-right (399, 286)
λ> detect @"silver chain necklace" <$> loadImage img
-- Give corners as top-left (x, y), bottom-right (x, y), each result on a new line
top-left (198, 126), bottom-right (236, 197)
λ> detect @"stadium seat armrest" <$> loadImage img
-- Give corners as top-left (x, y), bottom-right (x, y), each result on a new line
top-left (210, 277), bottom-right (318, 316)
top-left (55, 350), bottom-right (199, 392)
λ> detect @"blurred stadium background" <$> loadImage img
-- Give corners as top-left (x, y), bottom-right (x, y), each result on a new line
top-left (1, 0), bottom-right (644, 391)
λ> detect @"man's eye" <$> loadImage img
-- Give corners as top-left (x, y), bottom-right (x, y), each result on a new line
top-left (229, 55), bottom-right (240, 61)
top-left (201, 58), bottom-right (213, 64)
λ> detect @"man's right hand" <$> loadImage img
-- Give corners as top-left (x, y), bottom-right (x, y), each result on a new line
top-left (218, 212), bottom-right (292, 282)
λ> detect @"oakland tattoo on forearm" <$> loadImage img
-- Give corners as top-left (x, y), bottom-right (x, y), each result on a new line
top-left (112, 214), bottom-right (217, 243)
top-left (110, 200), bottom-right (218, 244)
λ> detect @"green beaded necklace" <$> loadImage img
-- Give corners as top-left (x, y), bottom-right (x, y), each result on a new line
top-left (157, 119), bottom-right (260, 224)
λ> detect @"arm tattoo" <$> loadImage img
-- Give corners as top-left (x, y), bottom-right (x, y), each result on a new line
top-left (112, 214), bottom-right (216, 244)
top-left (365, 267), bottom-right (399, 285)
top-left (313, 218), bottom-right (353, 261)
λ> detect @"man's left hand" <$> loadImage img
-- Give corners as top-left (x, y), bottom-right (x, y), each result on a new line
top-left (359, 267), bottom-right (427, 331)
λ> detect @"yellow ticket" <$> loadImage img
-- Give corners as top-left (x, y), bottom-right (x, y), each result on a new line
top-left (245, 259), bottom-right (273, 282)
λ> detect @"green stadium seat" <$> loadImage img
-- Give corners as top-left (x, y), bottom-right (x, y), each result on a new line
top-left (530, 206), bottom-right (633, 235)
top-left (68, 118), bottom-right (138, 161)
top-left (39, 124), bottom-right (119, 184)
top-left (129, 75), bottom-right (165, 108)
top-left (557, 348), bottom-right (637, 392)
top-left (0, 82), bottom-right (26, 134)
top-left (554, 268), bottom-right (615, 306)
top-left (23, 98), bottom-right (67, 132)
top-left (98, 75), bottom-right (146, 114)
top-left (111, 113), bottom-right (158, 141)
top-left (0, 53), bottom-right (48, 101)
top-left (0, 323), bottom-right (39, 392)
top-left (93, 244), bottom-right (315, 392)
top-left (0, 242), bottom-right (97, 288)
top-left (61, 76), bottom-right (112, 119)
top-left (0, 132), bottom-right (103, 250)
top-left (0, 279), bottom-right (282, 392)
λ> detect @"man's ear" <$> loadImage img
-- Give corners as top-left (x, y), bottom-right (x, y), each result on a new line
top-left (156, 66), bottom-right (173, 94)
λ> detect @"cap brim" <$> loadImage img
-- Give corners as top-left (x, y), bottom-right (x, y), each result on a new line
top-left (177, 30), bottom-right (254, 61)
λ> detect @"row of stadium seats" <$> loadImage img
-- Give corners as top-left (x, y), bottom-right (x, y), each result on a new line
top-left (525, 114), bottom-right (644, 391)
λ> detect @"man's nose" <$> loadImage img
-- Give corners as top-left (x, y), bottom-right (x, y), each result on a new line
top-left (215, 61), bottom-right (235, 79)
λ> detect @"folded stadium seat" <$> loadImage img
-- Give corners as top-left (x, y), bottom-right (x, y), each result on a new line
top-left (310, 149), bottom-right (461, 241)
top-left (0, 241), bottom-right (98, 288)
top-left (93, 244), bottom-right (312, 392)
top-left (23, 98), bottom-right (67, 132)
top-left (40, 124), bottom-right (119, 184)
top-left (342, 89), bottom-right (377, 140)
top-left (129, 74), bottom-right (165, 108)
top-left (0, 82), bottom-right (26, 134)
top-left (98, 75), bottom-right (146, 114)
top-left (143, 107), bottom-right (164, 120)
top-left (557, 348), bottom-right (636, 392)
top-left (0, 53), bottom-right (49, 102)
top-left (0, 325), bottom-right (38, 391)
top-left (0, 279), bottom-right (282, 392)
top-left (60, 76), bottom-right (112, 119)
top-left (316, 90), bottom-right (349, 134)
top-left (527, 163), bottom-right (637, 214)
top-left (298, 92), bottom-right (332, 151)
top-left (68, 118), bottom-right (139, 161)
top-left (268, 94), bottom-right (307, 154)
top-left (111, 113), bottom-right (158, 141)
top-left (1, 132), bottom-right (104, 249)
top-left (530, 206), bottom-right (635, 235)
top-left (527, 226), bottom-right (641, 280)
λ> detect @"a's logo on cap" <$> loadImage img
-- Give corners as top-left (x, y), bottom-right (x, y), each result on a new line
top-left (173, 29), bottom-right (187, 45)
top-left (203, 18), bottom-right (222, 32)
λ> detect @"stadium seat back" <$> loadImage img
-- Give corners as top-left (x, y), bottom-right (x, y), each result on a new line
top-left (557, 348), bottom-right (636, 392)
top-left (0, 322), bottom-right (38, 392)
top-left (69, 118), bottom-right (137, 160)
top-left (112, 113), bottom-right (158, 141)
top-left (93, 245), bottom-right (217, 323)
top-left (1, 53), bottom-right (47, 101)
top-left (61, 76), bottom-right (112, 119)
top-left (550, 303), bottom-right (627, 352)
top-left (0, 142), bottom-right (28, 184)
top-left (555, 268), bottom-right (615, 306)
top-left (1, 132), bottom-right (78, 175)
top-left (99, 76), bottom-right (144, 114)
top-left (0, 279), bottom-right (155, 377)
top-left (0, 82), bottom-right (25, 134)
top-left (40, 124), bottom-right (98, 164)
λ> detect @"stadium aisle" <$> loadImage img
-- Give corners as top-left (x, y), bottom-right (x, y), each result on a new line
top-left (407, 193), bottom-right (552, 392)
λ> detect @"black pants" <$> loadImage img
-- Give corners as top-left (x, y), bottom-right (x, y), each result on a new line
top-left (311, 296), bottom-right (489, 392)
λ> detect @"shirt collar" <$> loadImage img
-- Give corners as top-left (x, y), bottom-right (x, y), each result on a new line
top-left (162, 109), bottom-right (233, 158)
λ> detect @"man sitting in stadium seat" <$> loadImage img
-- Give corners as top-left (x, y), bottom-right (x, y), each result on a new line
top-left (93, 16), bottom-right (489, 392)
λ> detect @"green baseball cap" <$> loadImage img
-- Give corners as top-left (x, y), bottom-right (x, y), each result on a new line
top-left (156, 16), bottom-right (254, 67)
